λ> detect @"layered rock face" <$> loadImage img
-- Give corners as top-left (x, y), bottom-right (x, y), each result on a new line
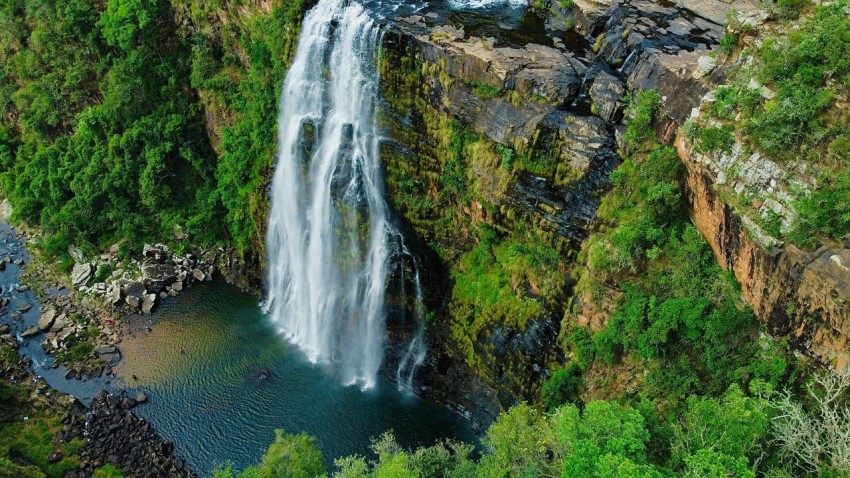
top-left (373, 0), bottom-right (849, 418)
top-left (375, 0), bottom-right (753, 419)
top-left (680, 138), bottom-right (850, 370)
top-left (575, 0), bottom-right (850, 370)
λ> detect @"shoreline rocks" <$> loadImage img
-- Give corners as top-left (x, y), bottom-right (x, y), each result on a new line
top-left (69, 390), bottom-right (196, 477)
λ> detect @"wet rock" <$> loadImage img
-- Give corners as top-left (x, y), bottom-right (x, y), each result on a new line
top-left (171, 280), bottom-right (183, 292)
top-left (71, 262), bottom-right (94, 286)
top-left (0, 324), bottom-right (9, 334)
top-left (120, 396), bottom-right (137, 409)
top-left (38, 308), bottom-right (57, 331)
top-left (135, 391), bottom-right (148, 403)
top-left (589, 70), bottom-right (625, 123)
top-left (141, 294), bottom-right (157, 314)
top-left (192, 269), bottom-right (205, 282)
top-left (17, 303), bottom-right (32, 312)
top-left (77, 392), bottom-right (196, 476)
top-left (22, 326), bottom-right (39, 338)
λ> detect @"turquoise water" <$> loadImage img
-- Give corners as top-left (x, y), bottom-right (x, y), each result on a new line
top-left (113, 281), bottom-right (477, 475)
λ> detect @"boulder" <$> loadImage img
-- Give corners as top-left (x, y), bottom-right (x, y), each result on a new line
top-left (141, 294), bottom-right (157, 314)
top-left (0, 324), bottom-right (9, 334)
top-left (125, 296), bottom-right (140, 309)
top-left (96, 345), bottom-right (118, 355)
top-left (17, 303), bottom-right (32, 312)
top-left (142, 244), bottom-right (169, 263)
top-left (192, 269), bottom-right (205, 282)
top-left (135, 391), bottom-right (148, 403)
top-left (123, 281), bottom-right (146, 300)
top-left (71, 262), bottom-right (94, 286)
top-left (108, 285), bottom-right (122, 305)
top-left (141, 262), bottom-right (177, 292)
top-left (22, 326), bottom-right (39, 338)
top-left (68, 245), bottom-right (85, 263)
top-left (171, 281), bottom-right (183, 292)
top-left (589, 71), bottom-right (626, 123)
top-left (695, 55), bottom-right (717, 79)
top-left (38, 308), bottom-right (57, 331)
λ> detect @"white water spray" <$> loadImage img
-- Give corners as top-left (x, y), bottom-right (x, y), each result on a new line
top-left (265, 0), bottom-right (396, 390)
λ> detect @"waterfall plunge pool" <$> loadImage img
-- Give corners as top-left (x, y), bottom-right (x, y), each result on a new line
top-left (112, 281), bottom-right (479, 475)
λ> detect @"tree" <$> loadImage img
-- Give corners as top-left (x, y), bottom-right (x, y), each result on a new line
top-left (769, 369), bottom-right (850, 476)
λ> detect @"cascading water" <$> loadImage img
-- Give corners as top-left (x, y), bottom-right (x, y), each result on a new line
top-left (264, 0), bottom-right (395, 390)
top-left (265, 0), bottom-right (529, 391)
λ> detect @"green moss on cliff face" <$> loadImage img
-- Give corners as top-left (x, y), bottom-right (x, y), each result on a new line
top-left (378, 41), bottom-right (575, 399)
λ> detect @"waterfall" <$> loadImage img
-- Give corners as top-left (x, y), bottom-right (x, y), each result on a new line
top-left (394, 247), bottom-right (428, 392)
top-left (448, 0), bottom-right (528, 8)
top-left (265, 0), bottom-right (399, 390)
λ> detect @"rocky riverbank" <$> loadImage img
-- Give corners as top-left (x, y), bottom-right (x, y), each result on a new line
top-left (0, 340), bottom-right (195, 477)
top-left (71, 390), bottom-right (195, 478)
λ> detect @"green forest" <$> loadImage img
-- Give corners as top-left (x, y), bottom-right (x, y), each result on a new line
top-left (0, 0), bottom-right (307, 260)
top-left (0, 0), bottom-right (849, 477)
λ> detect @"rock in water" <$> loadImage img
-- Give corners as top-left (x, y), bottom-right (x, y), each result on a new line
top-left (135, 391), bottom-right (148, 403)
top-left (71, 262), bottom-right (94, 286)
top-left (141, 262), bottom-right (177, 292)
top-left (21, 326), bottom-right (39, 338)
top-left (38, 307), bottom-right (57, 331)
top-left (192, 269), bottom-right (205, 282)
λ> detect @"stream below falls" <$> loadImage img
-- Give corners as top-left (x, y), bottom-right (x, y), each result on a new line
top-left (0, 222), bottom-right (478, 476)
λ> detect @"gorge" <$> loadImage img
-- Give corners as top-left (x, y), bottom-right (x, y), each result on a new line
top-left (1, 0), bottom-right (850, 476)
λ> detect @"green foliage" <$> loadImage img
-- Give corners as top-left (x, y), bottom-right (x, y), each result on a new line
top-left (449, 226), bottom-right (565, 369)
top-left (0, 416), bottom-right (83, 478)
top-left (789, 168), bottom-right (850, 246)
top-left (467, 81), bottom-right (501, 100)
top-left (682, 122), bottom-right (735, 154)
top-left (92, 464), bottom-right (124, 478)
top-left (213, 430), bottom-right (325, 478)
top-left (720, 32), bottom-right (737, 56)
top-left (583, 89), bottom-right (790, 404)
top-left (540, 362), bottom-right (584, 410)
top-left (672, 384), bottom-right (771, 470)
top-left (0, 0), bottom-right (225, 254)
top-left (623, 90), bottom-right (661, 152)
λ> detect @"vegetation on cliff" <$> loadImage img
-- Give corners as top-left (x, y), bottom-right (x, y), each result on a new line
top-left (684, 0), bottom-right (850, 247)
top-left (0, 0), bottom-right (310, 262)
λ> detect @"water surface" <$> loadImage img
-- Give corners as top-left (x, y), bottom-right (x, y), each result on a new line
top-left (114, 282), bottom-right (478, 475)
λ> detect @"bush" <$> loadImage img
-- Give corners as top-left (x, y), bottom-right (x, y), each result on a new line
top-left (541, 363), bottom-right (584, 410)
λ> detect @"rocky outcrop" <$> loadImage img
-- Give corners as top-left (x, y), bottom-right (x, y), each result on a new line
top-left (680, 137), bottom-right (850, 370)
top-left (71, 390), bottom-right (196, 477)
